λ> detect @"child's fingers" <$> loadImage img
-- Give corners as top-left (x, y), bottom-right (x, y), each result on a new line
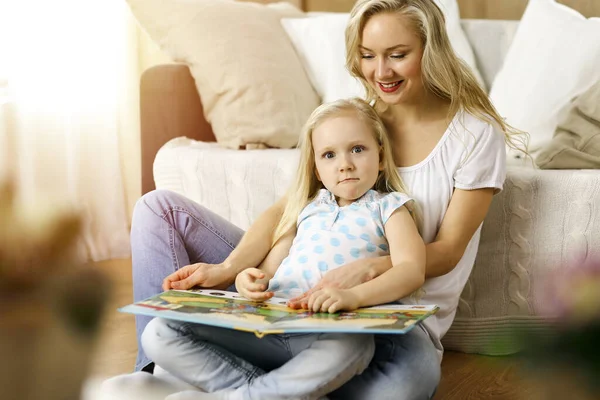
top-left (244, 290), bottom-right (274, 301)
top-left (303, 289), bottom-right (320, 310)
top-left (306, 292), bottom-right (316, 311)
top-left (309, 292), bottom-right (328, 312)
top-left (288, 291), bottom-right (309, 305)
top-left (320, 297), bottom-right (336, 313)
top-left (288, 284), bottom-right (320, 308)
top-left (245, 281), bottom-right (267, 293)
top-left (287, 297), bottom-right (304, 309)
top-left (240, 275), bottom-right (267, 291)
top-left (327, 301), bottom-right (342, 314)
top-left (244, 268), bottom-right (265, 280)
top-left (238, 269), bottom-right (267, 291)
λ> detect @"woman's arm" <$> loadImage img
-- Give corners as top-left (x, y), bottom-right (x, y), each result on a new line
top-left (222, 195), bottom-right (288, 276)
top-left (425, 188), bottom-right (494, 278)
top-left (349, 207), bottom-right (425, 307)
top-left (163, 196), bottom-right (288, 290)
top-left (369, 188), bottom-right (495, 278)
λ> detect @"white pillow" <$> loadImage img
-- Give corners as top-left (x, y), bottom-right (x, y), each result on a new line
top-left (434, 0), bottom-right (485, 87)
top-left (281, 0), bottom-right (484, 103)
top-left (489, 0), bottom-right (600, 159)
top-left (281, 14), bottom-right (365, 103)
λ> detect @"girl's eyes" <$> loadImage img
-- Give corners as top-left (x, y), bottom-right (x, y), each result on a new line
top-left (360, 53), bottom-right (374, 59)
top-left (390, 54), bottom-right (405, 59)
top-left (321, 146), bottom-right (365, 158)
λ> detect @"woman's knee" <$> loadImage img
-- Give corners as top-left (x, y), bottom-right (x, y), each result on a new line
top-left (132, 190), bottom-right (182, 227)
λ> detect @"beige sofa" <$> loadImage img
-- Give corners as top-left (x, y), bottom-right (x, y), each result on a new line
top-left (141, 19), bottom-right (600, 356)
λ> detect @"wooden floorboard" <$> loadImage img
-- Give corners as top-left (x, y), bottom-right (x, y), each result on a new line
top-left (93, 259), bottom-right (540, 398)
top-left (91, 258), bottom-right (137, 378)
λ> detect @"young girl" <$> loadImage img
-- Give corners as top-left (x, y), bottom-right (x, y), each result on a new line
top-left (141, 98), bottom-right (426, 400)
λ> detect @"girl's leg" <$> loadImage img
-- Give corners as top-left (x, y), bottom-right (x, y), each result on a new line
top-left (130, 190), bottom-right (245, 371)
top-left (328, 326), bottom-right (441, 400)
top-left (143, 318), bottom-right (374, 400)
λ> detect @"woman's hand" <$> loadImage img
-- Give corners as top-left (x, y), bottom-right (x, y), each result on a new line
top-left (287, 259), bottom-right (379, 309)
top-left (235, 268), bottom-right (274, 301)
top-left (162, 262), bottom-right (235, 291)
top-left (307, 287), bottom-right (360, 313)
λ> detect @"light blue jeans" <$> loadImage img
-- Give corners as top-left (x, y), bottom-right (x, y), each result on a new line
top-left (142, 318), bottom-right (374, 399)
top-left (131, 190), bottom-right (441, 399)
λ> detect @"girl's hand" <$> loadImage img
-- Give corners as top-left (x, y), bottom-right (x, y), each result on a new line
top-left (287, 259), bottom-right (378, 309)
top-left (235, 268), bottom-right (274, 301)
top-left (162, 262), bottom-right (235, 291)
top-left (307, 287), bottom-right (360, 313)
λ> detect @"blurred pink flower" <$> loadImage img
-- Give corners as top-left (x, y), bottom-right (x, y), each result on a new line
top-left (537, 257), bottom-right (600, 325)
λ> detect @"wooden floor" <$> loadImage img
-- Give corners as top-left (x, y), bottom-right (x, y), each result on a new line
top-left (92, 259), bottom-right (540, 399)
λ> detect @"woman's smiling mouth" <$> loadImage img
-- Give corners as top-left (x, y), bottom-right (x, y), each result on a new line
top-left (378, 80), bottom-right (403, 93)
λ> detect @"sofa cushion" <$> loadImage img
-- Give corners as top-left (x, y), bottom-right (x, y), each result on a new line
top-left (280, 0), bottom-right (485, 103)
top-left (154, 139), bottom-right (600, 355)
top-left (536, 80), bottom-right (600, 169)
top-left (489, 0), bottom-right (600, 160)
top-left (126, 0), bottom-right (319, 150)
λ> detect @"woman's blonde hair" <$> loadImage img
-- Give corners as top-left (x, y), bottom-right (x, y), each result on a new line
top-left (272, 98), bottom-right (420, 244)
top-left (345, 0), bottom-right (528, 153)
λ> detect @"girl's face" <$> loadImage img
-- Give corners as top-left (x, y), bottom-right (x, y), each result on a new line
top-left (312, 113), bottom-right (383, 207)
top-left (359, 12), bottom-right (425, 105)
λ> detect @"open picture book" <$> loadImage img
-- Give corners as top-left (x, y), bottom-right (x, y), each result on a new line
top-left (119, 289), bottom-right (439, 337)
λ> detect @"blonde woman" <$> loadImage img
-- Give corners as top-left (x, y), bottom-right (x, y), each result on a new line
top-left (130, 0), bottom-right (522, 398)
top-left (141, 98), bottom-right (426, 400)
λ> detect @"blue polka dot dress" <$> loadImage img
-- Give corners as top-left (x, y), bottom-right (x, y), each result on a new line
top-left (267, 189), bottom-right (412, 298)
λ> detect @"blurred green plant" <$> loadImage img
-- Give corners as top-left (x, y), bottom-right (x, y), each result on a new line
top-left (517, 257), bottom-right (600, 397)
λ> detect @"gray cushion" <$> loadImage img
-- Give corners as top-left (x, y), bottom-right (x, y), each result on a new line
top-left (536, 80), bottom-right (600, 169)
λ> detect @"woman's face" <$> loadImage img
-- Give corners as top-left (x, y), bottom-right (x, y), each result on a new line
top-left (359, 12), bottom-right (425, 105)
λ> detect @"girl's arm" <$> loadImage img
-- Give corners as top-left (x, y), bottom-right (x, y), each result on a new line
top-left (349, 206), bottom-right (426, 308)
top-left (256, 227), bottom-right (296, 280)
top-left (235, 227), bottom-right (296, 300)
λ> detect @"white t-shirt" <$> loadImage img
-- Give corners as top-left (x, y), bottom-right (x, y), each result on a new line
top-left (268, 189), bottom-right (412, 298)
top-left (398, 110), bottom-right (506, 358)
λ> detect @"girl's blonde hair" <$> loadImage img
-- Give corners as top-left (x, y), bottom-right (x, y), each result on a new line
top-left (345, 0), bottom-right (528, 153)
top-left (272, 98), bottom-right (420, 244)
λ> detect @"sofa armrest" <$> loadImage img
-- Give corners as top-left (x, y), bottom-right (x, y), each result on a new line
top-left (140, 64), bottom-right (216, 195)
